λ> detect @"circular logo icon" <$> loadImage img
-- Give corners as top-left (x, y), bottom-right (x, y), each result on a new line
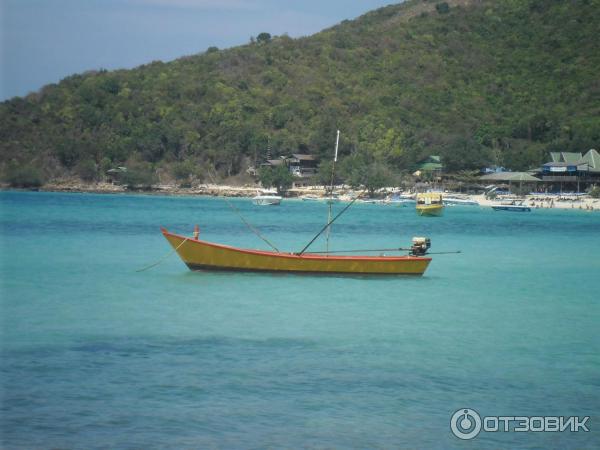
top-left (450, 408), bottom-right (482, 440)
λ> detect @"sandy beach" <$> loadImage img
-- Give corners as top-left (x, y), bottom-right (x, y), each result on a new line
top-left (471, 194), bottom-right (600, 211)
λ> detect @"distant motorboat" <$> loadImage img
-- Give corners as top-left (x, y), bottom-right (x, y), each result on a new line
top-left (416, 193), bottom-right (444, 216)
top-left (301, 195), bottom-right (320, 201)
top-left (252, 191), bottom-right (282, 206)
top-left (301, 195), bottom-right (339, 204)
top-left (388, 195), bottom-right (416, 206)
top-left (491, 200), bottom-right (531, 212)
top-left (443, 197), bottom-right (480, 206)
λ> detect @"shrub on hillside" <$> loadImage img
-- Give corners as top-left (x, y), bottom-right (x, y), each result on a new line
top-left (76, 159), bottom-right (98, 182)
top-left (436, 2), bottom-right (450, 14)
top-left (4, 164), bottom-right (44, 188)
top-left (121, 166), bottom-right (157, 190)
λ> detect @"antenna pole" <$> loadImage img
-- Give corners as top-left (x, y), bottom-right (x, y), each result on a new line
top-left (326, 130), bottom-right (340, 253)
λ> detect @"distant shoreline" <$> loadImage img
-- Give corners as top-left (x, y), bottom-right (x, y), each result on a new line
top-left (2, 183), bottom-right (599, 211)
top-left (0, 181), bottom-right (327, 198)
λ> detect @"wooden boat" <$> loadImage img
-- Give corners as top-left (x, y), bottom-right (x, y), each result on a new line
top-left (161, 228), bottom-right (431, 275)
top-left (416, 193), bottom-right (444, 216)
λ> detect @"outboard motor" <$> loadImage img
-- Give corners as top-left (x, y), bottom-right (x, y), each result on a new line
top-left (410, 237), bottom-right (431, 256)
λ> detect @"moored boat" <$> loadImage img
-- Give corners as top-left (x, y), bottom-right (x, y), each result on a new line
top-left (161, 228), bottom-right (432, 275)
top-left (443, 197), bottom-right (479, 206)
top-left (416, 193), bottom-right (444, 216)
top-left (491, 200), bottom-right (531, 212)
top-left (252, 192), bottom-right (282, 206)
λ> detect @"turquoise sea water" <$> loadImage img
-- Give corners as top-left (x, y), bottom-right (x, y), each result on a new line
top-left (1, 191), bottom-right (599, 449)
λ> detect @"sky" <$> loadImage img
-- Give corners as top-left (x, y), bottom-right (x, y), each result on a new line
top-left (1, 0), bottom-right (399, 100)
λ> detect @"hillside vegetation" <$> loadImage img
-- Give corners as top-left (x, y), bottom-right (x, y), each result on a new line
top-left (1, 0), bottom-right (599, 186)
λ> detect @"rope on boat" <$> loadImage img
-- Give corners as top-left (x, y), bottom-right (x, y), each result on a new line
top-left (222, 199), bottom-right (281, 253)
top-left (207, 170), bottom-right (281, 253)
top-left (136, 238), bottom-right (189, 272)
top-left (297, 196), bottom-right (361, 255)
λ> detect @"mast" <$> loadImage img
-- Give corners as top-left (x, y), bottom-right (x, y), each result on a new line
top-left (325, 130), bottom-right (340, 253)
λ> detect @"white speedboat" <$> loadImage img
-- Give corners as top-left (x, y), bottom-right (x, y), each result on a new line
top-left (443, 197), bottom-right (480, 206)
top-left (252, 192), bottom-right (282, 206)
top-left (491, 200), bottom-right (531, 212)
top-left (301, 195), bottom-right (320, 201)
top-left (301, 195), bottom-right (339, 204)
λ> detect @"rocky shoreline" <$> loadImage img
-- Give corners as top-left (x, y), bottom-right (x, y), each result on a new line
top-left (2, 180), bottom-right (327, 198)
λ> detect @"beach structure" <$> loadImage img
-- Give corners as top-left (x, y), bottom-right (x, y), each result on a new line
top-left (287, 154), bottom-right (318, 178)
top-left (480, 171), bottom-right (542, 194)
top-left (261, 153), bottom-right (318, 178)
top-left (414, 155), bottom-right (443, 179)
top-left (538, 149), bottom-right (600, 192)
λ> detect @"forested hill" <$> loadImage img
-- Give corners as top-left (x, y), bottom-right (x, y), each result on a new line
top-left (1, 0), bottom-right (599, 186)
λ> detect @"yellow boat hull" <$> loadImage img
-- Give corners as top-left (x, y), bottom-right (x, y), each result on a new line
top-left (416, 204), bottom-right (444, 216)
top-left (162, 228), bottom-right (431, 275)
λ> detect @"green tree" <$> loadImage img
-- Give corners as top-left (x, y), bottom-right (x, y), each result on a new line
top-left (259, 165), bottom-right (293, 194)
top-left (256, 32), bottom-right (272, 44)
top-left (75, 159), bottom-right (98, 181)
top-left (121, 165), bottom-right (157, 190)
top-left (436, 3), bottom-right (450, 14)
top-left (4, 164), bottom-right (44, 188)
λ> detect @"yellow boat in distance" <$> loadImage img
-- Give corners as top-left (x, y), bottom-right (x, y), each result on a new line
top-left (161, 228), bottom-right (432, 276)
top-left (416, 193), bottom-right (444, 216)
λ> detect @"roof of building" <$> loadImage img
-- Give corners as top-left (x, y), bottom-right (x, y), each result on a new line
top-left (550, 152), bottom-right (583, 163)
top-left (416, 155), bottom-right (443, 171)
top-left (580, 149), bottom-right (600, 172)
top-left (264, 159), bottom-right (285, 166)
top-left (545, 149), bottom-right (600, 173)
top-left (418, 162), bottom-right (443, 171)
top-left (480, 172), bottom-right (541, 182)
top-left (290, 154), bottom-right (316, 161)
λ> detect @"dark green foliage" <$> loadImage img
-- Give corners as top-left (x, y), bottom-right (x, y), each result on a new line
top-left (1, 0), bottom-right (599, 184)
top-left (590, 186), bottom-right (600, 198)
top-left (349, 162), bottom-right (394, 196)
top-left (171, 160), bottom-right (202, 182)
top-left (258, 165), bottom-right (293, 194)
top-left (4, 164), bottom-right (44, 188)
top-left (256, 33), bottom-right (272, 44)
top-left (120, 165), bottom-right (157, 190)
top-left (436, 3), bottom-right (450, 14)
top-left (75, 159), bottom-right (98, 181)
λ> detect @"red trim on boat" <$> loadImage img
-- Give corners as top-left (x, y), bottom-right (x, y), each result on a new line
top-left (185, 262), bottom-right (425, 276)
